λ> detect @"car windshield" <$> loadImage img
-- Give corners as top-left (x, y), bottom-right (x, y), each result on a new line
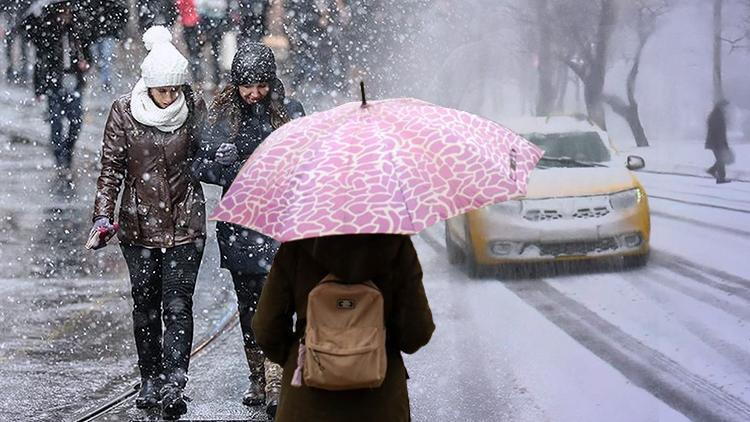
top-left (524, 131), bottom-right (611, 167)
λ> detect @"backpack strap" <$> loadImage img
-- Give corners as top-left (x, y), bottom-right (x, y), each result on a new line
top-left (319, 273), bottom-right (379, 291)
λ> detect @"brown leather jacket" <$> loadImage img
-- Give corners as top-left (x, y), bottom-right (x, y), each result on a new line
top-left (93, 92), bottom-right (207, 248)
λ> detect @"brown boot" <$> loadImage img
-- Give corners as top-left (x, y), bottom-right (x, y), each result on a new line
top-left (265, 359), bottom-right (282, 419)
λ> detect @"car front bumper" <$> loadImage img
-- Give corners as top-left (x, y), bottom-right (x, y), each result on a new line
top-left (469, 197), bottom-right (650, 264)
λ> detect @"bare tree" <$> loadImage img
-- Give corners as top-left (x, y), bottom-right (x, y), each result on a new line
top-left (604, 0), bottom-right (670, 147)
top-left (533, 0), bottom-right (557, 116)
top-left (554, 0), bottom-right (617, 129)
top-left (714, 0), bottom-right (725, 102)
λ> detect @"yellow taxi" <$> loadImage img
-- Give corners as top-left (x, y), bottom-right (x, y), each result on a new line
top-left (445, 116), bottom-right (650, 276)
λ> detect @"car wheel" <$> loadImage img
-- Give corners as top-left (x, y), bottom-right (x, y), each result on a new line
top-left (445, 225), bottom-right (464, 265)
top-left (623, 252), bottom-right (649, 269)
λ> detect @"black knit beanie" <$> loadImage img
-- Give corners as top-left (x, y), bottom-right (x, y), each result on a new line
top-left (231, 42), bottom-right (277, 85)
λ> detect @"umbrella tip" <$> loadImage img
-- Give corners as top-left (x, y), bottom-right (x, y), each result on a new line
top-left (360, 81), bottom-right (367, 107)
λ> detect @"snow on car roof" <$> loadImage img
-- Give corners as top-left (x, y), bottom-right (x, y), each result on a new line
top-left (499, 115), bottom-right (606, 136)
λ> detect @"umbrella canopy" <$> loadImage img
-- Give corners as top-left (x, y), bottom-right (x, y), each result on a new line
top-left (18, 0), bottom-right (127, 44)
top-left (210, 97), bottom-right (543, 242)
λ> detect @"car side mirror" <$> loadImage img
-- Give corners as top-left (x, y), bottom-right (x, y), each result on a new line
top-left (626, 155), bottom-right (645, 171)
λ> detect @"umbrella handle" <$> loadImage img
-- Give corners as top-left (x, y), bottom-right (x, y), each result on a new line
top-left (360, 81), bottom-right (367, 107)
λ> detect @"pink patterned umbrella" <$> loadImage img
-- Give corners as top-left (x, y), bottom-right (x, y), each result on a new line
top-left (210, 97), bottom-right (543, 242)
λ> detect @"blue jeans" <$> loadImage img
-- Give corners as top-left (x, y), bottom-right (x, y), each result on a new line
top-left (47, 89), bottom-right (83, 169)
top-left (91, 37), bottom-right (115, 89)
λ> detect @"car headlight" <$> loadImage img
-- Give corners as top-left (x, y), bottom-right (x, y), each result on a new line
top-left (609, 188), bottom-right (642, 210)
top-left (489, 200), bottom-right (523, 215)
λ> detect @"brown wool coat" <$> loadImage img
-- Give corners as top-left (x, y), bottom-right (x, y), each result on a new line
top-left (94, 93), bottom-right (207, 248)
top-left (252, 234), bottom-right (435, 422)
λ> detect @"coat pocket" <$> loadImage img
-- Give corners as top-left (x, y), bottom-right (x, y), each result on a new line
top-left (174, 183), bottom-right (206, 237)
top-left (119, 187), bottom-right (141, 241)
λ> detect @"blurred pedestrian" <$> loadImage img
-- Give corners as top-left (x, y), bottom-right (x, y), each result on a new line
top-left (28, 2), bottom-right (90, 172)
top-left (237, 0), bottom-right (268, 44)
top-left (193, 41), bottom-right (304, 418)
top-left (3, 3), bottom-right (31, 85)
top-left (90, 36), bottom-right (116, 92)
top-left (177, 0), bottom-right (203, 84)
top-left (196, 0), bottom-right (229, 87)
top-left (706, 100), bottom-right (733, 184)
top-left (90, 26), bottom-right (207, 420)
top-left (136, 0), bottom-right (178, 30)
top-left (252, 234), bottom-right (435, 422)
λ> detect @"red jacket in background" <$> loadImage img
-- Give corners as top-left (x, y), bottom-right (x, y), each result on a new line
top-left (176, 0), bottom-right (200, 27)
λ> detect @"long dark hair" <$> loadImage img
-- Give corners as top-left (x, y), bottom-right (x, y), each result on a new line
top-left (207, 79), bottom-right (290, 138)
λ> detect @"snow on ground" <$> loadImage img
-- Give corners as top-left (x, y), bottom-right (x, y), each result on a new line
top-left (406, 153), bottom-right (750, 421)
top-left (408, 226), bottom-right (689, 422)
top-left (620, 142), bottom-right (750, 182)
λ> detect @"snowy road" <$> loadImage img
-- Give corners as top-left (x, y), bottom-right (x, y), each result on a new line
top-left (406, 172), bottom-right (750, 421)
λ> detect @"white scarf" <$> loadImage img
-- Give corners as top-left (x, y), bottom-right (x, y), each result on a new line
top-left (130, 78), bottom-right (189, 133)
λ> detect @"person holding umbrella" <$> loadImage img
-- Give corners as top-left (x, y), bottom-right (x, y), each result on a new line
top-left (210, 87), bottom-right (545, 420)
top-left (90, 26), bottom-right (207, 419)
top-left (193, 41), bottom-right (304, 417)
top-left (253, 234), bottom-right (434, 421)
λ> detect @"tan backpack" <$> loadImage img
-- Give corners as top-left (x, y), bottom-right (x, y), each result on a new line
top-left (291, 273), bottom-right (387, 391)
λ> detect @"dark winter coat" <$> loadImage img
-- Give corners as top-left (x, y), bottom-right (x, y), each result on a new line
top-left (94, 89), bottom-right (208, 248)
top-left (29, 16), bottom-right (89, 97)
top-left (252, 234), bottom-right (435, 422)
top-left (706, 104), bottom-right (729, 151)
top-left (193, 82), bottom-right (304, 274)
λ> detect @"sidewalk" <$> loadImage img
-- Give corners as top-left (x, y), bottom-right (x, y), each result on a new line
top-left (619, 142), bottom-right (750, 182)
top-left (0, 81), bottom-right (262, 420)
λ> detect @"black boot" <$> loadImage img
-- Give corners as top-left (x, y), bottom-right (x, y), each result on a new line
top-left (161, 384), bottom-right (187, 420)
top-left (135, 378), bottom-right (161, 409)
top-left (265, 396), bottom-right (278, 419)
top-left (242, 375), bottom-right (265, 406)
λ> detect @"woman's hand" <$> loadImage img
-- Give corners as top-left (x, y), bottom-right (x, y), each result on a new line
top-left (215, 143), bottom-right (239, 166)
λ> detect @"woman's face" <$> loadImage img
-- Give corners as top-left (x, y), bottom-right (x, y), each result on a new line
top-left (238, 83), bottom-right (270, 104)
top-left (149, 86), bottom-right (181, 108)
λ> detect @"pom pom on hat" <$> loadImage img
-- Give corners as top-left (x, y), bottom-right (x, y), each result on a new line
top-left (143, 26), bottom-right (173, 51)
top-left (139, 26), bottom-right (189, 87)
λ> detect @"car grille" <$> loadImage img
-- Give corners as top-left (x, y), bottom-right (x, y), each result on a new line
top-left (523, 209), bottom-right (563, 221)
top-left (524, 206), bottom-right (610, 221)
top-left (572, 206), bottom-right (610, 219)
top-left (534, 238), bottom-right (618, 256)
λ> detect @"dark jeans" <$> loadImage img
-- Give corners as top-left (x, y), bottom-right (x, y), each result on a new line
top-left (708, 148), bottom-right (726, 181)
top-left (121, 242), bottom-right (204, 387)
top-left (230, 271), bottom-right (266, 377)
top-left (183, 25), bottom-right (203, 83)
top-left (239, 0), bottom-right (268, 43)
top-left (47, 90), bottom-right (83, 169)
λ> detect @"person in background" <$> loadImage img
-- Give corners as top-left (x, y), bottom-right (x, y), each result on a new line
top-left (177, 0), bottom-right (203, 84)
top-left (137, 0), bottom-right (178, 30)
top-left (91, 26), bottom-right (207, 420)
top-left (193, 42), bottom-right (304, 419)
top-left (705, 99), bottom-right (733, 184)
top-left (28, 2), bottom-right (90, 173)
top-left (90, 36), bottom-right (116, 93)
top-left (196, 0), bottom-right (229, 88)
top-left (3, 3), bottom-right (31, 85)
top-left (237, 0), bottom-right (269, 43)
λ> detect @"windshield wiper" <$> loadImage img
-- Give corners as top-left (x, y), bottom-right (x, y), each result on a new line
top-left (537, 156), bottom-right (606, 168)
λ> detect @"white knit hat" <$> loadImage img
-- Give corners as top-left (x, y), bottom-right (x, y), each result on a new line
top-left (140, 26), bottom-right (189, 88)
